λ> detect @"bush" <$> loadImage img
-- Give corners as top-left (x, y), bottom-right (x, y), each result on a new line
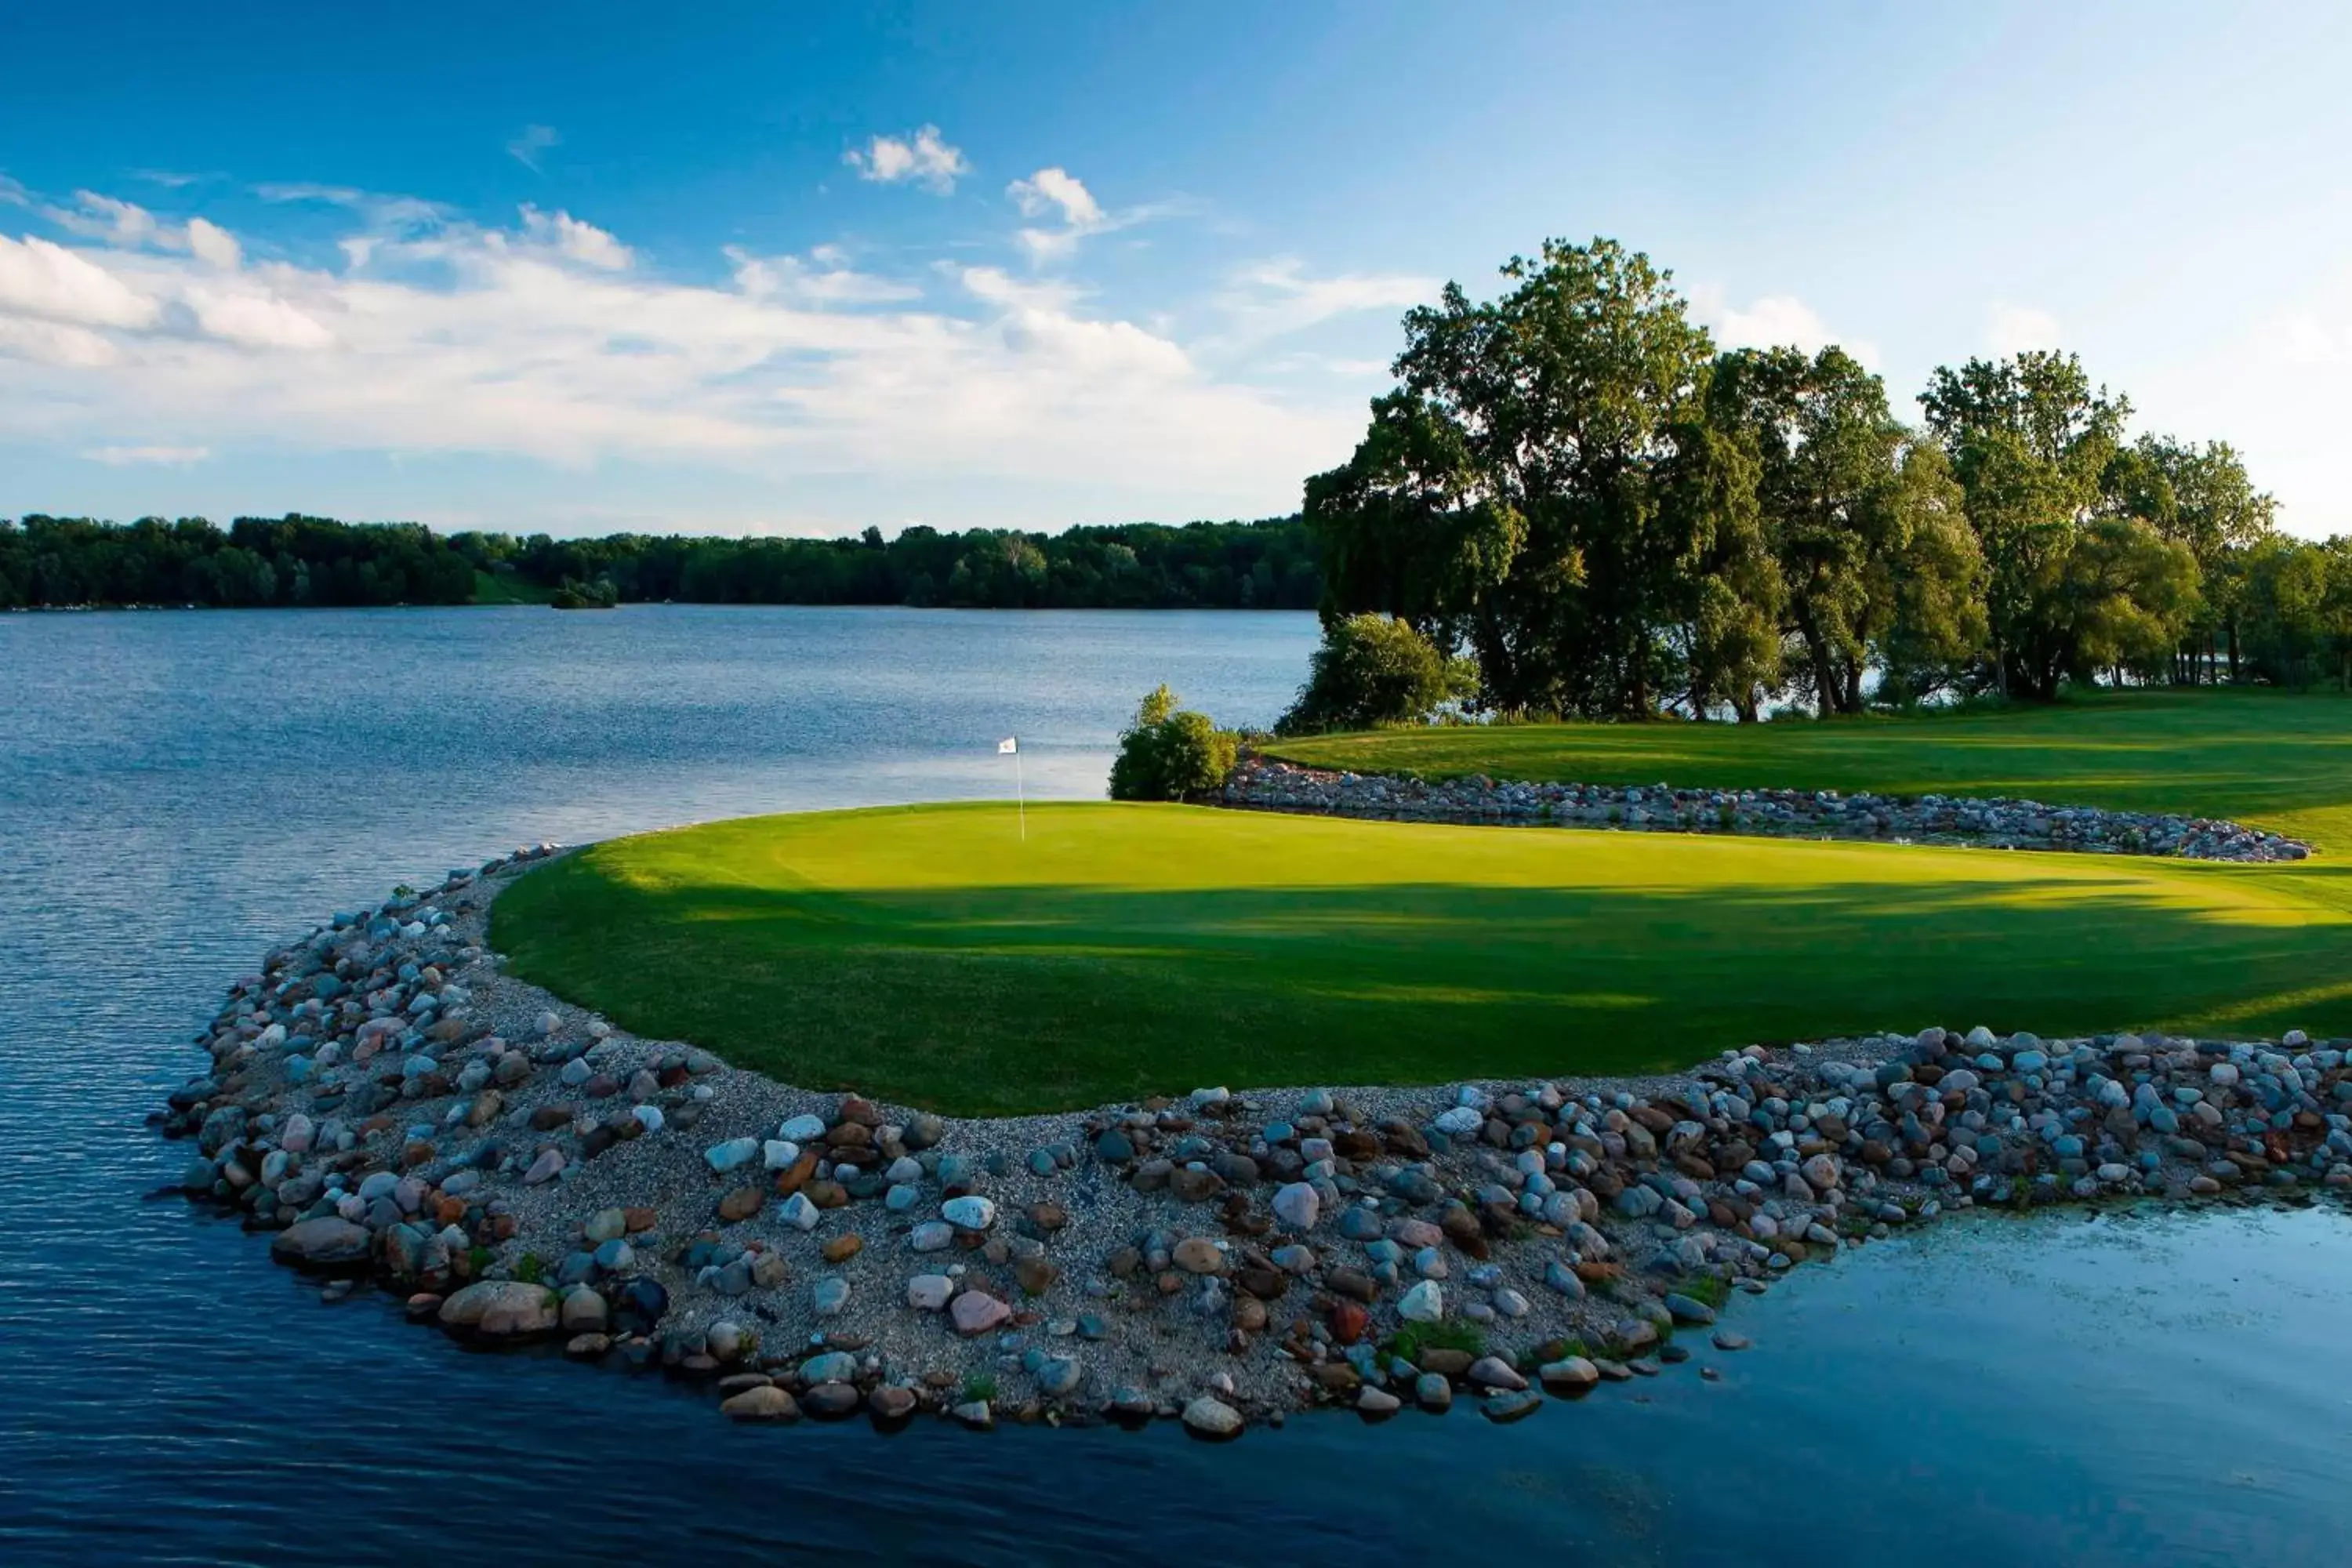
top-left (550, 575), bottom-right (619, 610)
top-left (1108, 685), bottom-right (1239, 801)
top-left (1276, 613), bottom-right (1471, 735)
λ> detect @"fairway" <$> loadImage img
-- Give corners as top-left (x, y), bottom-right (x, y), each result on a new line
top-left (1270, 688), bottom-right (2352, 853)
top-left (493, 717), bottom-right (2352, 1114)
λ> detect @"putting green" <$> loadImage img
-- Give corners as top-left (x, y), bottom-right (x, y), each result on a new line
top-left (492, 739), bottom-right (2352, 1115)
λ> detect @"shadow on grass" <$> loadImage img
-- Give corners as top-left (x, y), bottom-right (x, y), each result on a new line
top-left (495, 857), bottom-right (2352, 1116)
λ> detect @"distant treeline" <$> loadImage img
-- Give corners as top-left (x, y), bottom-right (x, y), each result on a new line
top-left (0, 514), bottom-right (1322, 612)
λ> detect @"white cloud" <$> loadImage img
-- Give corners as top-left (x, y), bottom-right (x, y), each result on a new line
top-left (0, 234), bottom-right (162, 328)
top-left (81, 444), bottom-right (209, 466)
top-left (0, 316), bottom-right (120, 367)
top-left (1689, 284), bottom-right (1879, 368)
top-left (1219, 257), bottom-right (1433, 341)
top-left (727, 246), bottom-right (920, 305)
top-left (185, 217), bottom-right (241, 270)
top-left (1007, 168), bottom-right (1102, 229)
top-left (1986, 300), bottom-right (2063, 357)
top-left (516, 205), bottom-right (632, 271)
top-left (181, 284), bottom-right (333, 350)
top-left (844, 125), bottom-right (969, 194)
top-left (1007, 167), bottom-right (1110, 263)
top-left (0, 187), bottom-right (1354, 506)
top-left (50, 191), bottom-right (164, 246)
top-left (506, 124), bottom-right (560, 172)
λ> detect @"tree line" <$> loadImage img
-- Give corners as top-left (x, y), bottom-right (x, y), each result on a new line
top-left (0, 514), bottom-right (1322, 613)
top-left (1302, 235), bottom-right (2352, 720)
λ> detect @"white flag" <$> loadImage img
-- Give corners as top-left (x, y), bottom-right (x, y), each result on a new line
top-left (998, 736), bottom-right (1018, 754)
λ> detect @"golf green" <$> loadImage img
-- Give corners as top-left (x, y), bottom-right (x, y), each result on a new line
top-left (492, 694), bottom-right (2352, 1114)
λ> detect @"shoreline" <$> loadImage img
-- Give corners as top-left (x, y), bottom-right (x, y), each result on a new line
top-left (1223, 757), bottom-right (2314, 862)
top-left (162, 841), bottom-right (2352, 1435)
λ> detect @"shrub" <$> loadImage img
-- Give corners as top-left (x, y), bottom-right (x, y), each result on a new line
top-left (1108, 685), bottom-right (1240, 801)
top-left (1276, 613), bottom-right (1472, 735)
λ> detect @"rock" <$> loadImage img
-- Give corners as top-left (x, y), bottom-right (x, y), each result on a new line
top-left (269, 1217), bottom-right (372, 1269)
top-left (951, 1400), bottom-right (993, 1430)
top-left (1467, 1356), bottom-right (1527, 1392)
top-left (437, 1281), bottom-right (561, 1338)
top-left (1399, 1280), bottom-right (1444, 1323)
top-left (716, 1186), bottom-right (764, 1223)
top-left (1181, 1396), bottom-right (1243, 1438)
top-left (950, 1290), bottom-right (1012, 1336)
top-left (1271, 1181), bottom-right (1320, 1229)
top-left (1037, 1357), bottom-right (1083, 1396)
top-left (906, 1274), bottom-right (954, 1311)
top-left (705, 1137), bottom-right (760, 1174)
top-left (1414, 1373), bottom-right (1454, 1411)
top-left (1664, 1292), bottom-right (1718, 1326)
top-left (802, 1382), bottom-right (862, 1418)
top-left (1357, 1386), bottom-right (1402, 1416)
top-left (721, 1385), bottom-right (800, 1421)
top-left (869, 1385), bottom-right (918, 1421)
top-left (559, 1287), bottom-right (608, 1333)
top-left (799, 1350), bottom-right (858, 1385)
top-left (812, 1278), bottom-right (851, 1316)
top-left (1540, 1356), bottom-right (1600, 1392)
top-left (1172, 1237), bottom-right (1227, 1274)
top-left (908, 1221), bottom-right (954, 1252)
top-left (779, 1192), bottom-right (820, 1231)
top-left (1711, 1329), bottom-right (1752, 1352)
top-left (942, 1195), bottom-right (996, 1231)
top-left (523, 1147), bottom-right (566, 1185)
top-left (779, 1113), bottom-right (828, 1142)
top-left (1482, 1388), bottom-right (1543, 1423)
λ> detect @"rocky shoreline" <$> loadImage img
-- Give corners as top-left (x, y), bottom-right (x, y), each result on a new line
top-left (1224, 758), bottom-right (2314, 862)
top-left (162, 850), bottom-right (2352, 1436)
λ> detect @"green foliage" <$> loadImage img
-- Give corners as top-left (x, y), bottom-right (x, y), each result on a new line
top-left (0, 514), bottom-right (1321, 612)
top-left (1107, 685), bottom-right (1238, 801)
top-left (514, 1253), bottom-right (546, 1285)
top-left (960, 1372), bottom-right (997, 1405)
top-left (1277, 613), bottom-right (1471, 735)
top-left (1382, 1319), bottom-right (1488, 1364)
top-left (550, 575), bottom-right (619, 610)
top-left (0, 514), bottom-right (475, 608)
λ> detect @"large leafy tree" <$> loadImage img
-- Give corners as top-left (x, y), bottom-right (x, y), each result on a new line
top-left (2103, 434), bottom-right (2276, 681)
top-left (1918, 352), bottom-right (2148, 698)
top-left (1306, 237), bottom-right (1778, 717)
top-left (1707, 347), bottom-right (1984, 713)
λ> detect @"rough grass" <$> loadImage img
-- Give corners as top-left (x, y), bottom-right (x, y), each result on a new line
top-left (493, 689), bottom-right (2352, 1116)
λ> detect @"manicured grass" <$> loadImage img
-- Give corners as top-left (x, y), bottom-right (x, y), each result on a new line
top-left (1269, 687), bottom-right (2352, 855)
top-left (470, 569), bottom-right (555, 606)
top-left (494, 705), bottom-right (2352, 1113)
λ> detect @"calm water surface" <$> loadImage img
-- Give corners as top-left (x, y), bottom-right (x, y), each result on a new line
top-left (2, 605), bottom-right (2348, 1565)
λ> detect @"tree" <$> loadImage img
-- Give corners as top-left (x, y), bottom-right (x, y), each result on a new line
top-left (1306, 236), bottom-right (1762, 718)
top-left (1107, 686), bottom-right (1238, 801)
top-left (1276, 613), bottom-right (1472, 735)
top-left (1919, 351), bottom-right (2132, 698)
top-left (1707, 347), bottom-right (1983, 713)
top-left (2104, 434), bottom-right (2277, 681)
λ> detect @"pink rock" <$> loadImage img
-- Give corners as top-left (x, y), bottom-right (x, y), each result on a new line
top-left (950, 1290), bottom-right (1012, 1337)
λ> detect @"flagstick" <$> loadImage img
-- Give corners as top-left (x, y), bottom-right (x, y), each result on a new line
top-left (1014, 746), bottom-right (1026, 842)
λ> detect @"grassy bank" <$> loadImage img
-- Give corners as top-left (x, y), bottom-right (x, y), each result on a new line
top-left (494, 700), bottom-right (2352, 1113)
top-left (1268, 688), bottom-right (2352, 851)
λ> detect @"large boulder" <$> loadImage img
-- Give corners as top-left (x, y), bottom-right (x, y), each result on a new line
top-left (437, 1280), bottom-right (561, 1339)
top-left (270, 1217), bottom-right (372, 1270)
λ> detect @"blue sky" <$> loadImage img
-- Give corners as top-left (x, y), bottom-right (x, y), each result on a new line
top-left (3, 1), bottom-right (2348, 538)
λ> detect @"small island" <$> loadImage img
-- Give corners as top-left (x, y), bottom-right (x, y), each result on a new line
top-left (165, 688), bottom-right (2352, 1434)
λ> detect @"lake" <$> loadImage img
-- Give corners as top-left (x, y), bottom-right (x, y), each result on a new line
top-left (2, 604), bottom-right (2348, 1565)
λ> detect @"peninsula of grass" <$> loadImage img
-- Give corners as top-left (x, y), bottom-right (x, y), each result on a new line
top-left (492, 687), bottom-right (2352, 1116)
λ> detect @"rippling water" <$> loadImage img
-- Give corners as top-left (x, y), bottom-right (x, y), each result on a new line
top-left (4, 605), bottom-right (2349, 1566)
